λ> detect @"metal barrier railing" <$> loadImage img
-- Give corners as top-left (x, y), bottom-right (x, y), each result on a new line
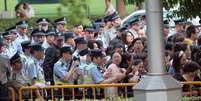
top-left (9, 87), bottom-right (16, 101)
top-left (181, 81), bottom-right (201, 97)
top-left (18, 83), bottom-right (136, 100)
top-left (15, 82), bottom-right (201, 101)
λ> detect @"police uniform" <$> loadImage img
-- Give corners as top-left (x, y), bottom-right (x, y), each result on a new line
top-left (1, 32), bottom-right (18, 58)
top-left (54, 59), bottom-right (73, 84)
top-left (27, 43), bottom-right (45, 85)
top-left (9, 52), bottom-right (29, 90)
top-left (54, 17), bottom-right (68, 33)
top-left (128, 18), bottom-right (140, 38)
top-left (6, 26), bottom-right (23, 54)
top-left (102, 12), bottom-right (120, 48)
top-left (0, 54), bottom-right (11, 101)
top-left (36, 18), bottom-right (50, 33)
top-left (54, 45), bottom-right (79, 85)
top-left (15, 20), bottom-right (29, 43)
top-left (20, 40), bottom-right (31, 78)
top-left (42, 29), bottom-right (56, 49)
top-left (73, 37), bottom-right (87, 58)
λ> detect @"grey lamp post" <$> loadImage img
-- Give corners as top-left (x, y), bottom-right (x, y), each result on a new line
top-left (133, 0), bottom-right (182, 101)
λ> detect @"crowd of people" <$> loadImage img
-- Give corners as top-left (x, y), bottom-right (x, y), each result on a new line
top-left (0, 10), bottom-right (201, 100)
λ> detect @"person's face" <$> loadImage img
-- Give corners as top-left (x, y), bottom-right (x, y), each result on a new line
top-left (54, 38), bottom-right (64, 48)
top-left (57, 23), bottom-right (66, 31)
top-left (132, 23), bottom-right (140, 31)
top-left (112, 52), bottom-right (122, 65)
top-left (35, 51), bottom-right (44, 60)
top-left (3, 36), bottom-right (12, 46)
top-left (95, 57), bottom-right (104, 66)
top-left (75, 25), bottom-right (83, 34)
top-left (39, 23), bottom-right (48, 31)
top-left (126, 32), bottom-right (134, 44)
top-left (163, 26), bottom-right (169, 37)
top-left (66, 38), bottom-right (75, 48)
top-left (10, 32), bottom-right (17, 41)
top-left (33, 35), bottom-right (45, 42)
top-left (18, 27), bottom-right (28, 35)
top-left (63, 52), bottom-right (72, 61)
top-left (180, 54), bottom-right (187, 65)
top-left (13, 60), bottom-right (22, 71)
top-left (46, 35), bottom-right (55, 44)
top-left (137, 62), bottom-right (144, 73)
top-left (85, 32), bottom-right (94, 39)
top-left (191, 29), bottom-right (199, 41)
top-left (113, 18), bottom-right (122, 27)
top-left (133, 40), bottom-right (144, 53)
top-left (115, 47), bottom-right (124, 54)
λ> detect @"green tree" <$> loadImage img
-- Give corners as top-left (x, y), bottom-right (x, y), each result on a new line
top-left (124, 0), bottom-right (201, 19)
top-left (58, 0), bottom-right (91, 29)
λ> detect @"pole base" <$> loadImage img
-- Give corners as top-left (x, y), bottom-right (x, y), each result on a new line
top-left (133, 74), bottom-right (182, 101)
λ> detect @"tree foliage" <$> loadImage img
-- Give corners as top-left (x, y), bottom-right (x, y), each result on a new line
top-left (58, 0), bottom-right (91, 28)
top-left (124, 0), bottom-right (201, 19)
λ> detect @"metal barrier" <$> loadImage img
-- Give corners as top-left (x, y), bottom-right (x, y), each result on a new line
top-left (181, 81), bottom-right (201, 97)
top-left (9, 87), bottom-right (16, 101)
top-left (16, 82), bottom-right (201, 101)
top-left (18, 83), bottom-right (136, 100)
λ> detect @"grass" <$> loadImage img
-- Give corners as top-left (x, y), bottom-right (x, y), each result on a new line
top-left (0, 0), bottom-right (135, 18)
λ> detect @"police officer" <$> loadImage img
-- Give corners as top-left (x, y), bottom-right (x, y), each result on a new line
top-left (73, 37), bottom-right (88, 59)
top-left (5, 26), bottom-right (18, 42)
top-left (63, 32), bottom-right (75, 49)
top-left (54, 17), bottom-right (68, 33)
top-left (36, 17), bottom-right (50, 33)
top-left (6, 26), bottom-right (23, 54)
top-left (8, 52), bottom-right (29, 93)
top-left (0, 37), bottom-right (11, 101)
top-left (15, 20), bottom-right (29, 43)
top-left (1, 32), bottom-right (17, 58)
top-left (42, 35), bottom-right (64, 85)
top-left (27, 42), bottom-right (45, 86)
top-left (102, 12), bottom-right (122, 48)
top-left (84, 27), bottom-right (95, 40)
top-left (88, 49), bottom-right (118, 84)
top-left (31, 29), bottom-right (45, 44)
top-left (20, 40), bottom-right (31, 78)
top-left (42, 28), bottom-right (56, 49)
top-left (128, 18), bottom-right (140, 38)
top-left (54, 45), bottom-right (82, 84)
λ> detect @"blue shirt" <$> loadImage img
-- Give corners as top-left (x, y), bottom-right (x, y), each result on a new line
top-left (90, 63), bottom-right (104, 84)
top-left (54, 58), bottom-right (70, 80)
